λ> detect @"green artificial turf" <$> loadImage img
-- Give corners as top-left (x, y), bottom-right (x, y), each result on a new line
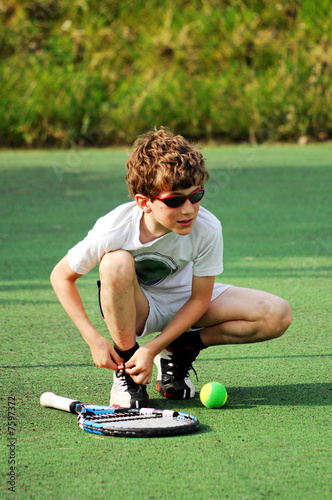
top-left (1, 144), bottom-right (331, 499)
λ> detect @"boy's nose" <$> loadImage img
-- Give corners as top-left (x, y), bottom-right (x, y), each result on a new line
top-left (180, 198), bottom-right (195, 213)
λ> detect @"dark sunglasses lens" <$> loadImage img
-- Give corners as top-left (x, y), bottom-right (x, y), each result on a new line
top-left (161, 189), bottom-right (204, 207)
top-left (190, 190), bottom-right (204, 203)
top-left (163, 196), bottom-right (186, 208)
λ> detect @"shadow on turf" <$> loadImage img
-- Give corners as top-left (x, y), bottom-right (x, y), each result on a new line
top-left (203, 354), bottom-right (331, 361)
top-left (224, 383), bottom-right (332, 408)
top-left (143, 383), bottom-right (332, 413)
top-left (2, 353), bottom-right (330, 370)
top-left (223, 266), bottom-right (332, 279)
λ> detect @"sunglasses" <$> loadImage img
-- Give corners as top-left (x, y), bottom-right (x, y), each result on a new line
top-left (153, 188), bottom-right (205, 208)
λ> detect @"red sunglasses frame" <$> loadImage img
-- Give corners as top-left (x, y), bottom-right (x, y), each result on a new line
top-left (153, 188), bottom-right (205, 208)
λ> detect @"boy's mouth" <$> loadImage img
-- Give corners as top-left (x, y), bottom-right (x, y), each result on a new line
top-left (177, 218), bottom-right (194, 227)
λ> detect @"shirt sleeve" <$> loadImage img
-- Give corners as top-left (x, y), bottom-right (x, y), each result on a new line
top-left (67, 227), bottom-right (110, 275)
top-left (66, 204), bottom-right (135, 275)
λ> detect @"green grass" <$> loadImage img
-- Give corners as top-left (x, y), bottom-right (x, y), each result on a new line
top-left (1, 143), bottom-right (331, 499)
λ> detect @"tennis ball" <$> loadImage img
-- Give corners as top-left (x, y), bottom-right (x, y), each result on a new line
top-left (200, 382), bottom-right (227, 409)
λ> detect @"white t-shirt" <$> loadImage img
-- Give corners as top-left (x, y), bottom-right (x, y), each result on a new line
top-left (67, 202), bottom-right (223, 290)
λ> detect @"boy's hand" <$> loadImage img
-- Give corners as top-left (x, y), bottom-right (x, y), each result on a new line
top-left (89, 336), bottom-right (123, 371)
top-left (122, 346), bottom-right (155, 386)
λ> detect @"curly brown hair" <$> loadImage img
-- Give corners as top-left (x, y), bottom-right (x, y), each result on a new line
top-left (125, 128), bottom-right (209, 199)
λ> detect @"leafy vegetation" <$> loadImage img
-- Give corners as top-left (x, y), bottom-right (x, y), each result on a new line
top-left (1, 0), bottom-right (331, 147)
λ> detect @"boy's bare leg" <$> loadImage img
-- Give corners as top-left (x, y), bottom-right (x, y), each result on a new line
top-left (99, 250), bottom-right (150, 407)
top-left (154, 287), bottom-right (291, 400)
top-left (99, 250), bottom-right (149, 352)
top-left (196, 287), bottom-right (292, 346)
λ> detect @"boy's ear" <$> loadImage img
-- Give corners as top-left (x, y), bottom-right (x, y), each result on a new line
top-left (135, 194), bottom-right (152, 213)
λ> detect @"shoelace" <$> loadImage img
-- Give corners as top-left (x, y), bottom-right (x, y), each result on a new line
top-left (115, 366), bottom-right (146, 392)
top-left (167, 348), bottom-right (199, 381)
top-left (116, 364), bottom-right (135, 387)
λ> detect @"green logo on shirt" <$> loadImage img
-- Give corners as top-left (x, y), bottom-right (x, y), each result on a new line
top-left (134, 252), bottom-right (179, 286)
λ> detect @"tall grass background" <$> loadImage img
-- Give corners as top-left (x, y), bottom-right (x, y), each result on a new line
top-left (1, 0), bottom-right (331, 148)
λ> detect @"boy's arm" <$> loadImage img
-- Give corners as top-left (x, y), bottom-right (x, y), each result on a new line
top-left (125, 275), bottom-right (215, 385)
top-left (50, 256), bottom-right (122, 370)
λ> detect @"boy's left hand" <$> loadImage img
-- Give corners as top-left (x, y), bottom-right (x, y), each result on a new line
top-left (121, 346), bottom-right (155, 386)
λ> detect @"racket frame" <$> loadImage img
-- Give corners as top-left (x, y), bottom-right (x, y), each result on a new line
top-left (40, 392), bottom-right (200, 438)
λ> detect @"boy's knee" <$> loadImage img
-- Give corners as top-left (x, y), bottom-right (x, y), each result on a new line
top-left (99, 250), bottom-right (135, 286)
top-left (262, 297), bottom-right (292, 339)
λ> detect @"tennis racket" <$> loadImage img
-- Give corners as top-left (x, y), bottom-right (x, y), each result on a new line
top-left (40, 392), bottom-right (200, 437)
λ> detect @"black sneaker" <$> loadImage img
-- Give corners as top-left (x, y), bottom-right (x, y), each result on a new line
top-left (154, 343), bottom-right (200, 399)
top-left (110, 370), bottom-right (149, 408)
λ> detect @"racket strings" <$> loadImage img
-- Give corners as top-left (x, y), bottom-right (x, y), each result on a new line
top-left (86, 413), bottom-right (162, 424)
top-left (78, 410), bottom-right (199, 435)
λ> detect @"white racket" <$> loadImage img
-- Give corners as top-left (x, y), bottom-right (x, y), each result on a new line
top-left (40, 392), bottom-right (200, 438)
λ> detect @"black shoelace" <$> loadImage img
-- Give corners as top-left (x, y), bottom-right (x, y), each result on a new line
top-left (167, 349), bottom-right (199, 381)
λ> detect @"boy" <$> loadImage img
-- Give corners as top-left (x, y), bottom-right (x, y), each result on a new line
top-left (51, 128), bottom-right (292, 408)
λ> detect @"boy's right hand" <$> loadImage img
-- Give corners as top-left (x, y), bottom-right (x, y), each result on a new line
top-left (123, 345), bottom-right (155, 386)
top-left (89, 336), bottom-right (123, 371)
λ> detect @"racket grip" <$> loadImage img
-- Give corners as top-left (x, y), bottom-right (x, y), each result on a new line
top-left (40, 392), bottom-right (80, 413)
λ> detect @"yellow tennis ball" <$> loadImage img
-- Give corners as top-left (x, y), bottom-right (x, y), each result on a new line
top-left (200, 382), bottom-right (228, 408)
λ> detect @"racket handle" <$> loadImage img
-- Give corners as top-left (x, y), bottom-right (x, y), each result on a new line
top-left (40, 392), bottom-right (80, 413)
